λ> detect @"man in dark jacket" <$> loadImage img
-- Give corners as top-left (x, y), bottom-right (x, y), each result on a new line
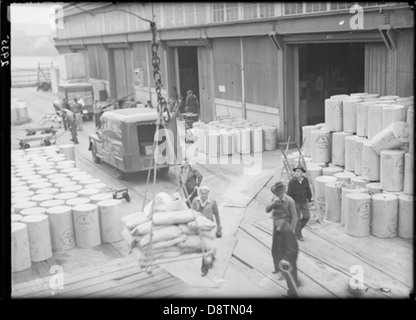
top-left (185, 90), bottom-right (199, 114)
top-left (286, 165), bottom-right (312, 241)
top-left (275, 219), bottom-right (300, 297)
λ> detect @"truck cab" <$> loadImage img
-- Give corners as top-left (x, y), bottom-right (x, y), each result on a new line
top-left (88, 107), bottom-right (179, 179)
top-left (53, 83), bottom-right (95, 120)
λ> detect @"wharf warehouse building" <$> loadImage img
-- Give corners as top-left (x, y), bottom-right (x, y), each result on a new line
top-left (53, 2), bottom-right (414, 146)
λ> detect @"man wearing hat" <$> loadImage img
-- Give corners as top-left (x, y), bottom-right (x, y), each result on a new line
top-left (179, 158), bottom-right (203, 207)
top-left (287, 164), bottom-right (312, 241)
top-left (266, 181), bottom-right (298, 277)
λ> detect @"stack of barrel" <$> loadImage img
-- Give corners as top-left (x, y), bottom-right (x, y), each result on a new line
top-left (297, 93), bottom-right (413, 240)
top-left (11, 144), bottom-right (124, 273)
top-left (192, 118), bottom-right (278, 158)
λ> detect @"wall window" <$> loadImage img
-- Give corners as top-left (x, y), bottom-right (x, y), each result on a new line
top-left (174, 3), bottom-right (185, 26)
top-left (163, 3), bottom-right (175, 28)
top-left (330, 3), bottom-right (354, 10)
top-left (284, 3), bottom-right (303, 15)
top-left (183, 3), bottom-right (196, 25)
top-left (195, 3), bottom-right (206, 24)
top-left (306, 2), bottom-right (328, 13)
top-left (259, 3), bottom-right (275, 18)
top-left (243, 3), bottom-right (258, 19)
top-left (212, 3), bottom-right (225, 22)
top-left (226, 3), bottom-right (239, 21)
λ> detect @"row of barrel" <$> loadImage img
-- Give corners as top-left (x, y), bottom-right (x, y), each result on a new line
top-left (11, 145), bottom-right (124, 273)
top-left (191, 118), bottom-right (278, 156)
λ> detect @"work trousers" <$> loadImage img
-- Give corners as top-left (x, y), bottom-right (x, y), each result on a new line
top-left (70, 122), bottom-right (78, 143)
top-left (283, 260), bottom-right (299, 297)
top-left (94, 112), bottom-right (103, 128)
top-left (75, 112), bottom-right (83, 130)
top-left (295, 202), bottom-right (310, 238)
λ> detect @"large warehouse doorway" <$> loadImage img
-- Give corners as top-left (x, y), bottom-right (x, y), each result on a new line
top-left (178, 46), bottom-right (200, 115)
top-left (297, 43), bottom-right (365, 127)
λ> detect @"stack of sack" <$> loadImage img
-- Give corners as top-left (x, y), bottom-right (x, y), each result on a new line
top-left (121, 192), bottom-right (217, 268)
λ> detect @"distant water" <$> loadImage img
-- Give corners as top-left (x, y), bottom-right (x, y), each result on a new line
top-left (11, 55), bottom-right (59, 69)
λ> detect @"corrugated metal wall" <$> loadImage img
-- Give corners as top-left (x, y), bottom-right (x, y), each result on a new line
top-left (212, 38), bottom-right (242, 101)
top-left (243, 37), bottom-right (279, 108)
top-left (396, 29), bottom-right (414, 97)
top-left (364, 42), bottom-right (389, 95)
top-left (113, 49), bottom-right (134, 99)
top-left (87, 46), bottom-right (98, 79)
top-left (97, 46), bottom-right (108, 81)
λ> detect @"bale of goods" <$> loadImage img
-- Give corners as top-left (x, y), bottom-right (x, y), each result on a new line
top-left (97, 199), bottom-right (123, 243)
top-left (367, 104), bottom-right (386, 140)
top-left (37, 169), bottom-right (58, 178)
top-left (207, 132), bottom-right (220, 158)
top-left (396, 97), bottom-right (413, 107)
top-left (15, 171), bottom-right (36, 178)
top-left (325, 181), bottom-right (343, 222)
top-left (344, 193), bottom-right (371, 237)
top-left (54, 192), bottom-right (79, 201)
top-left (331, 132), bottom-right (352, 166)
top-left (325, 99), bottom-right (343, 132)
top-left (350, 176), bottom-right (369, 189)
top-left (341, 186), bottom-right (366, 226)
top-left (77, 188), bottom-right (101, 198)
top-left (356, 102), bottom-right (375, 137)
top-left (342, 99), bottom-right (361, 133)
top-left (66, 197), bottom-right (91, 207)
top-left (398, 194), bottom-right (413, 239)
top-left (20, 214), bottom-right (52, 262)
top-left (380, 95), bottom-right (399, 101)
top-left (36, 187), bottom-right (60, 196)
top-left (354, 137), bottom-right (367, 175)
top-left (302, 125), bottom-right (318, 157)
top-left (39, 199), bottom-right (66, 209)
top-left (240, 129), bottom-right (251, 155)
top-left (12, 214), bottom-right (23, 222)
top-left (13, 201), bottom-right (37, 215)
top-left (331, 94), bottom-right (350, 100)
top-left (47, 156), bottom-right (67, 163)
top-left (21, 174), bottom-right (42, 182)
top-left (60, 185), bottom-right (83, 193)
top-left (72, 175), bottom-right (93, 182)
top-left (322, 166), bottom-right (343, 176)
top-left (307, 166), bottom-right (322, 190)
top-left (407, 106), bottom-right (414, 154)
top-left (221, 131), bottom-right (235, 156)
top-left (89, 193), bottom-right (114, 204)
top-left (350, 93), bottom-right (368, 98)
top-left (344, 135), bottom-right (360, 172)
top-left (382, 105), bottom-right (406, 129)
top-left (251, 127), bottom-right (263, 153)
top-left (48, 173), bottom-right (68, 180)
top-left (403, 153), bottom-right (413, 195)
top-left (54, 181), bottom-right (77, 189)
top-left (370, 121), bottom-right (410, 154)
top-left (72, 203), bottom-right (101, 248)
top-left (193, 127), bottom-right (206, 153)
top-left (315, 176), bottom-right (337, 219)
top-left (46, 206), bottom-right (76, 252)
top-left (12, 180), bottom-right (27, 188)
top-left (30, 194), bottom-right (55, 205)
top-left (371, 194), bottom-right (398, 238)
top-left (366, 182), bottom-right (383, 196)
top-left (58, 144), bottom-right (76, 162)
top-left (311, 130), bottom-right (331, 163)
top-left (380, 150), bottom-right (405, 192)
top-left (363, 94), bottom-right (380, 99)
top-left (361, 141), bottom-right (380, 181)
top-left (29, 182), bottom-right (52, 192)
top-left (263, 126), bottom-right (277, 151)
top-left (60, 167), bottom-right (82, 175)
top-left (85, 183), bottom-right (107, 191)
top-left (12, 223), bottom-right (32, 272)
top-left (20, 207), bottom-right (47, 217)
top-left (12, 186), bottom-right (30, 193)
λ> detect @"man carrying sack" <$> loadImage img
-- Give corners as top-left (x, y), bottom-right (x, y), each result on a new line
top-left (266, 182), bottom-right (297, 280)
top-left (179, 159), bottom-right (203, 207)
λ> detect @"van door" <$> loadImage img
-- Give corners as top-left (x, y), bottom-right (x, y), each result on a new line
top-left (99, 117), bottom-right (124, 168)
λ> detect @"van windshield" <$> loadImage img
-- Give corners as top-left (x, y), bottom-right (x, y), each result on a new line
top-left (67, 90), bottom-right (93, 105)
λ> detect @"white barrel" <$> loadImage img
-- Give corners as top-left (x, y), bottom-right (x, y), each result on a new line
top-left (53, 180), bottom-right (77, 189)
top-left (311, 130), bottom-right (331, 163)
top-left (315, 176), bottom-right (337, 218)
top-left (263, 126), bottom-right (277, 151)
top-left (77, 188), bottom-right (101, 198)
top-left (12, 197), bottom-right (32, 205)
top-left (342, 99), bottom-right (361, 133)
top-left (15, 171), bottom-right (36, 178)
top-left (367, 104), bottom-right (386, 139)
top-left (78, 178), bottom-right (102, 186)
top-left (21, 174), bottom-right (42, 182)
top-left (12, 214), bottom-right (23, 222)
top-left (193, 127), bottom-right (206, 153)
top-left (351, 176), bottom-right (370, 188)
top-left (325, 99), bottom-right (343, 132)
top-left (398, 194), bottom-right (413, 239)
top-left (60, 185), bottom-right (83, 193)
top-left (307, 166), bottom-right (322, 191)
top-left (48, 173), bottom-right (68, 181)
top-left (67, 170), bottom-right (88, 178)
top-left (20, 207), bottom-right (47, 217)
top-left (11, 180), bottom-right (27, 188)
top-left (37, 169), bottom-right (58, 178)
top-left (302, 125), bottom-right (318, 157)
top-left (396, 97), bottom-right (413, 107)
top-left (251, 127), bottom-right (263, 153)
top-left (59, 144), bottom-right (76, 162)
top-left (207, 132), bottom-right (220, 158)
top-left (356, 102), bottom-right (375, 137)
top-left (30, 194), bottom-right (55, 205)
top-left (97, 199), bottom-right (123, 243)
top-left (380, 95), bottom-right (399, 101)
top-left (47, 156), bottom-right (67, 164)
top-left (72, 175), bottom-right (95, 182)
top-left (370, 121), bottom-right (410, 154)
top-left (365, 182), bottom-right (382, 196)
top-left (20, 214), bottom-right (52, 262)
top-left (403, 153), bottom-right (413, 194)
top-left (354, 138), bottom-right (367, 175)
top-left (230, 129), bottom-right (241, 154)
top-left (361, 141), bottom-right (380, 181)
top-left (29, 182), bottom-right (52, 192)
top-left (341, 186), bottom-right (366, 226)
top-left (13, 201), bottom-right (37, 215)
top-left (15, 163), bottom-right (34, 170)
top-left (322, 166), bottom-right (343, 176)
top-left (36, 187), bottom-right (60, 196)
top-left (89, 193), bottom-right (114, 204)
top-left (54, 192), bottom-right (78, 201)
top-left (84, 183), bottom-right (107, 191)
top-left (72, 204), bottom-right (101, 248)
top-left (344, 193), bottom-right (371, 237)
top-left (330, 94), bottom-right (350, 100)
top-left (47, 206), bottom-right (76, 252)
top-left (60, 167), bottom-right (82, 175)
top-left (12, 223), bottom-right (32, 272)
top-left (344, 135), bottom-right (360, 172)
top-left (66, 197), bottom-right (91, 207)
top-left (371, 193), bottom-right (398, 238)
top-left (56, 164), bottom-right (76, 173)
top-left (325, 181), bottom-right (343, 222)
top-left (382, 105), bottom-right (407, 129)
top-left (407, 106), bottom-right (414, 154)
top-left (39, 199), bottom-right (66, 209)
top-left (240, 129), bottom-right (251, 155)
top-left (363, 93), bottom-right (380, 99)
top-left (380, 150), bottom-right (405, 192)
top-left (12, 186), bottom-right (30, 193)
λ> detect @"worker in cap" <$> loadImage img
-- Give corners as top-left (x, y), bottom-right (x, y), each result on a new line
top-left (266, 181), bottom-right (297, 279)
top-left (179, 158), bottom-right (203, 207)
top-left (286, 164), bottom-right (312, 241)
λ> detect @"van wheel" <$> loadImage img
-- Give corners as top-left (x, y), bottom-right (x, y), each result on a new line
top-left (158, 167), bottom-right (169, 175)
top-left (116, 169), bottom-right (126, 180)
top-left (91, 145), bottom-right (101, 164)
